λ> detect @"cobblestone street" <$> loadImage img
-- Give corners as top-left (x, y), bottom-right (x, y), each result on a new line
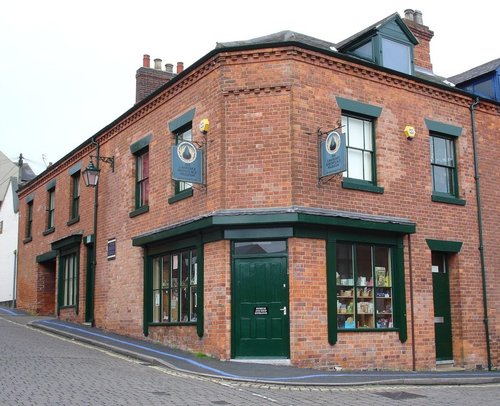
top-left (1, 315), bottom-right (499, 405)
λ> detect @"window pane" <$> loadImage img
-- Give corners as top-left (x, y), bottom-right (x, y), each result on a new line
top-left (180, 287), bottom-right (188, 322)
top-left (162, 256), bottom-right (171, 288)
top-left (152, 258), bottom-right (161, 290)
top-left (162, 291), bottom-right (169, 322)
top-left (381, 38), bottom-right (410, 74)
top-left (433, 166), bottom-right (451, 193)
top-left (234, 241), bottom-right (287, 255)
top-left (363, 121), bottom-right (372, 151)
top-left (363, 151), bottom-right (372, 181)
top-left (354, 41), bottom-right (373, 60)
top-left (347, 117), bottom-right (364, 149)
top-left (432, 137), bottom-right (450, 165)
top-left (190, 286), bottom-right (197, 321)
top-left (336, 243), bottom-right (353, 282)
top-left (153, 290), bottom-right (160, 322)
top-left (170, 290), bottom-right (178, 322)
top-left (348, 149), bottom-right (363, 179)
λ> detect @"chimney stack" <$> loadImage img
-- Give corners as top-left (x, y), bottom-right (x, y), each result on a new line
top-left (403, 9), bottom-right (434, 72)
top-left (177, 62), bottom-right (184, 74)
top-left (135, 54), bottom-right (178, 104)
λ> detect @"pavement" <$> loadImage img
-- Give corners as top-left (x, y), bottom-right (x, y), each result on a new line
top-left (1, 306), bottom-right (499, 387)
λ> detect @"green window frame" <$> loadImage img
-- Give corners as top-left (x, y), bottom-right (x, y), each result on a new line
top-left (46, 187), bottom-right (55, 231)
top-left (336, 242), bottom-right (394, 330)
top-left (70, 172), bottom-right (80, 222)
top-left (152, 248), bottom-right (198, 324)
top-left (425, 119), bottom-right (464, 205)
top-left (25, 200), bottom-right (33, 239)
top-left (430, 134), bottom-right (456, 194)
top-left (342, 114), bottom-right (375, 183)
top-left (60, 251), bottom-right (78, 307)
top-left (135, 148), bottom-right (150, 208)
top-left (336, 97), bottom-right (383, 193)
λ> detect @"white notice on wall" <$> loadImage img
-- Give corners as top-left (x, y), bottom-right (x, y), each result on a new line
top-left (431, 265), bottom-right (439, 273)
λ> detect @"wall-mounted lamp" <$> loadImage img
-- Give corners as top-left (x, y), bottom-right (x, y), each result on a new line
top-left (82, 155), bottom-right (114, 187)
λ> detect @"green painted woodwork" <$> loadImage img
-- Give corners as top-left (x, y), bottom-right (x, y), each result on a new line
top-left (424, 119), bottom-right (462, 137)
top-left (25, 194), bottom-right (34, 203)
top-left (326, 231), bottom-right (407, 343)
top-left (426, 239), bottom-right (463, 253)
top-left (379, 19), bottom-right (417, 44)
top-left (85, 244), bottom-right (94, 324)
top-left (142, 236), bottom-right (204, 338)
top-left (36, 250), bottom-right (57, 263)
top-left (326, 240), bottom-right (337, 345)
top-left (129, 205), bottom-right (149, 218)
top-left (336, 97), bottom-right (382, 117)
top-left (431, 193), bottom-right (466, 206)
top-left (342, 178), bottom-right (384, 194)
top-left (130, 134), bottom-right (152, 154)
top-left (168, 108), bottom-right (196, 133)
top-left (168, 188), bottom-right (193, 204)
top-left (68, 162), bottom-right (82, 176)
top-left (132, 210), bottom-right (415, 247)
top-left (51, 233), bottom-right (82, 251)
top-left (224, 227), bottom-right (293, 240)
top-left (232, 256), bottom-right (289, 358)
top-left (432, 254), bottom-right (453, 361)
top-left (45, 179), bottom-right (57, 191)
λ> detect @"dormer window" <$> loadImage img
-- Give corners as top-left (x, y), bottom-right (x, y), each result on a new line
top-left (338, 13), bottom-right (417, 76)
top-left (381, 37), bottom-right (411, 74)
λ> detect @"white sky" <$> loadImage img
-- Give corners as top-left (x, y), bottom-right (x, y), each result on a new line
top-left (1, 0), bottom-right (497, 174)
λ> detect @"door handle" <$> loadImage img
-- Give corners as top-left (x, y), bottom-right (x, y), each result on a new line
top-left (280, 306), bottom-right (287, 315)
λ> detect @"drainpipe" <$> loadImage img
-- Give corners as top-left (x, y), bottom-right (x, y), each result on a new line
top-left (469, 97), bottom-right (492, 371)
top-left (408, 235), bottom-right (416, 371)
top-left (11, 249), bottom-right (17, 308)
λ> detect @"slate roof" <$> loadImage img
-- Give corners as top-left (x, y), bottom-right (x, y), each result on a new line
top-left (216, 30), bottom-right (337, 52)
top-left (448, 58), bottom-right (500, 84)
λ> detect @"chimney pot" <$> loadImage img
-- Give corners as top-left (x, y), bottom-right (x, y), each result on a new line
top-left (154, 58), bottom-right (162, 70)
top-left (165, 63), bottom-right (173, 73)
top-left (143, 54), bottom-right (150, 68)
top-left (177, 62), bottom-right (184, 74)
top-left (414, 10), bottom-right (423, 25)
top-left (404, 9), bottom-right (414, 21)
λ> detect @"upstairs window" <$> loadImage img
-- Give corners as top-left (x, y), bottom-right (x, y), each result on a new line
top-left (430, 134), bottom-right (457, 196)
top-left (46, 187), bottom-right (55, 231)
top-left (425, 119), bottom-right (464, 205)
top-left (136, 148), bottom-right (150, 208)
top-left (26, 201), bottom-right (33, 240)
top-left (342, 114), bottom-right (374, 182)
top-left (70, 172), bottom-right (80, 221)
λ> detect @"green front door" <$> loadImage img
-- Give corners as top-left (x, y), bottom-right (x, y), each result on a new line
top-left (432, 252), bottom-right (453, 361)
top-left (232, 256), bottom-right (289, 358)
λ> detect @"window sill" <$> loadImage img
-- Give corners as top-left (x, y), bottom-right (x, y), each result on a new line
top-left (338, 328), bottom-right (398, 333)
top-left (342, 179), bottom-right (384, 194)
top-left (23, 237), bottom-right (32, 244)
top-left (149, 321), bottom-right (197, 327)
top-left (67, 216), bottom-right (80, 226)
top-left (129, 205), bottom-right (149, 218)
top-left (168, 188), bottom-right (193, 204)
top-left (43, 227), bottom-right (55, 236)
top-left (431, 194), bottom-right (466, 206)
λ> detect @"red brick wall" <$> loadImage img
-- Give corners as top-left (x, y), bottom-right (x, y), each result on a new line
top-left (16, 44), bottom-right (499, 370)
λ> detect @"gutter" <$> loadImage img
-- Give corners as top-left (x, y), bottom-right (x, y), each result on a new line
top-left (469, 97), bottom-right (492, 371)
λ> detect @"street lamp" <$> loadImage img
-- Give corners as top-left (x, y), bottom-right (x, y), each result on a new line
top-left (82, 144), bottom-right (114, 325)
top-left (82, 155), bottom-right (114, 187)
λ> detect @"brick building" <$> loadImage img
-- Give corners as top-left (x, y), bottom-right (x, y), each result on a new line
top-left (16, 10), bottom-right (499, 371)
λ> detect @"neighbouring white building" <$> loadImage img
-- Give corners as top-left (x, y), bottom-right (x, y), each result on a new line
top-left (0, 151), bottom-right (35, 305)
